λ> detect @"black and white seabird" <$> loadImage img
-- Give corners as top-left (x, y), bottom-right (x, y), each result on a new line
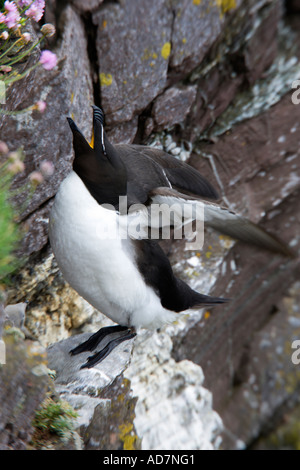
top-left (49, 106), bottom-right (293, 368)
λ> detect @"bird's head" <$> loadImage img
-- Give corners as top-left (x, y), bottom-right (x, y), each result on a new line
top-left (67, 106), bottom-right (127, 208)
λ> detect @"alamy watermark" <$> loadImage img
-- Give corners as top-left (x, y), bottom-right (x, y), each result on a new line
top-left (93, 196), bottom-right (205, 251)
top-left (0, 339), bottom-right (5, 365)
top-left (291, 79), bottom-right (300, 105)
top-left (291, 340), bottom-right (300, 365)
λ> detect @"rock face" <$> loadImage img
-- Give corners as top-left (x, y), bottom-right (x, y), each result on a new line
top-left (0, 333), bottom-right (51, 450)
top-left (0, 5), bottom-right (93, 256)
top-left (1, 0), bottom-right (300, 451)
top-left (47, 328), bottom-right (222, 450)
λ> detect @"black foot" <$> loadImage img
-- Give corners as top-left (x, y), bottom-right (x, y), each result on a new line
top-left (80, 331), bottom-right (136, 369)
top-left (70, 325), bottom-right (129, 356)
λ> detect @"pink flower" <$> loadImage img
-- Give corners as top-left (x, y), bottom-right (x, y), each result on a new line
top-left (4, 1), bottom-right (20, 30)
top-left (22, 32), bottom-right (31, 43)
top-left (35, 100), bottom-right (46, 112)
top-left (0, 141), bottom-right (9, 154)
top-left (1, 31), bottom-right (9, 40)
top-left (8, 151), bottom-right (19, 161)
top-left (0, 13), bottom-right (6, 24)
top-left (29, 170), bottom-right (44, 185)
top-left (7, 160), bottom-right (25, 174)
top-left (39, 50), bottom-right (57, 70)
top-left (40, 23), bottom-right (56, 38)
top-left (0, 65), bottom-right (12, 72)
top-left (25, 0), bottom-right (45, 22)
top-left (40, 160), bottom-right (54, 178)
top-left (4, 0), bottom-right (17, 12)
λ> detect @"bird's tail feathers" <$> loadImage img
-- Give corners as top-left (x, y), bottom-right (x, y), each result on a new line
top-left (191, 292), bottom-right (229, 309)
top-left (203, 203), bottom-right (295, 258)
top-left (149, 187), bottom-right (295, 257)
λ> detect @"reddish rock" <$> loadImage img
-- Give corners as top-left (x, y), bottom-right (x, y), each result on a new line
top-left (189, 93), bottom-right (300, 217)
top-left (172, 93), bottom-right (300, 448)
top-left (188, 67), bottom-right (244, 138)
top-left (240, 1), bottom-right (280, 85)
top-left (152, 85), bottom-right (197, 130)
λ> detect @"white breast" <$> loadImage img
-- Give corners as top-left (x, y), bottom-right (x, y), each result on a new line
top-left (49, 171), bottom-right (177, 329)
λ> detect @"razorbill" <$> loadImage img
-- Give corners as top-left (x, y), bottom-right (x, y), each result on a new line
top-left (49, 106), bottom-right (292, 368)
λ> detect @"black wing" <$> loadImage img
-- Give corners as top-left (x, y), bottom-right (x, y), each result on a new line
top-left (130, 145), bottom-right (219, 199)
top-left (116, 144), bottom-right (219, 202)
top-left (134, 239), bottom-right (227, 312)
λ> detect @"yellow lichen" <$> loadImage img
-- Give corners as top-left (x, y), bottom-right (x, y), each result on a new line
top-left (119, 423), bottom-right (138, 451)
top-left (141, 48), bottom-right (151, 61)
top-left (215, 0), bottom-right (237, 18)
top-left (99, 73), bottom-right (113, 87)
top-left (161, 42), bottom-right (171, 60)
top-left (142, 50), bottom-right (158, 63)
top-left (193, 0), bottom-right (202, 5)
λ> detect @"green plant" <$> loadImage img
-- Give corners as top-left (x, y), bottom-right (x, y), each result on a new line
top-left (0, 143), bottom-right (54, 283)
top-left (0, 148), bottom-right (22, 280)
top-left (32, 397), bottom-right (78, 445)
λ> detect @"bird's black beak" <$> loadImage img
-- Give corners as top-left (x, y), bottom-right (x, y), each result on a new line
top-left (66, 117), bottom-right (80, 132)
top-left (67, 116), bottom-right (93, 155)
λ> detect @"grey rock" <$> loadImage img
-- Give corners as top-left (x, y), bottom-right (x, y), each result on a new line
top-left (47, 327), bottom-right (223, 450)
top-left (0, 336), bottom-right (50, 450)
top-left (47, 330), bottom-right (140, 450)
top-left (47, 331), bottom-right (135, 390)
top-left (107, 116), bottom-right (139, 145)
top-left (169, 0), bottom-right (241, 77)
top-left (93, 0), bottom-right (173, 126)
top-left (7, 251), bottom-right (101, 347)
top-left (4, 302), bottom-right (27, 329)
top-left (70, 0), bottom-right (104, 13)
top-left (125, 330), bottom-right (223, 450)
